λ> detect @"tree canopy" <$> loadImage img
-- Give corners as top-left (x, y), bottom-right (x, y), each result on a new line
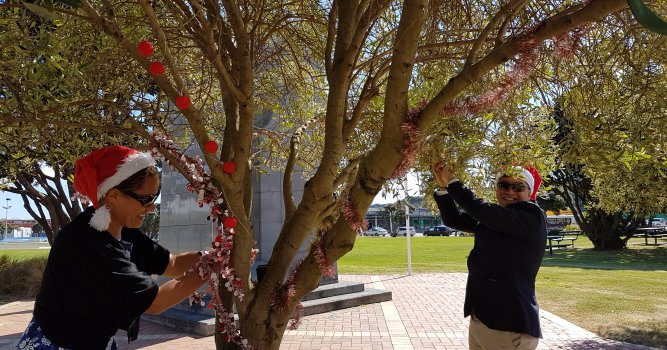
top-left (1, 0), bottom-right (664, 348)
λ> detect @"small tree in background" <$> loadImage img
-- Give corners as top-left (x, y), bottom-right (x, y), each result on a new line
top-left (1, 223), bottom-right (20, 239)
top-left (31, 223), bottom-right (45, 236)
top-left (536, 190), bottom-right (568, 215)
top-left (140, 203), bottom-right (161, 241)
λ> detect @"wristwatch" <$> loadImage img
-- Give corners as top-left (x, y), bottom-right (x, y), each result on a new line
top-left (435, 179), bottom-right (459, 195)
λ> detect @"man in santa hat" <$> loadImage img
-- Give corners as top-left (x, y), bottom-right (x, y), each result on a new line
top-left (17, 146), bottom-right (218, 350)
top-left (432, 162), bottom-right (547, 350)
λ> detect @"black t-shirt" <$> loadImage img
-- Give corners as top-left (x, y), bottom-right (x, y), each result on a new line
top-left (33, 207), bottom-right (170, 349)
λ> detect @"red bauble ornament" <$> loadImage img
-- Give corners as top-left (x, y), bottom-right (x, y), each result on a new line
top-left (175, 96), bottom-right (191, 110)
top-left (137, 40), bottom-right (154, 57)
top-left (222, 161), bottom-right (236, 174)
top-left (223, 216), bottom-right (238, 229)
top-left (149, 62), bottom-right (165, 76)
top-left (205, 141), bottom-right (218, 153)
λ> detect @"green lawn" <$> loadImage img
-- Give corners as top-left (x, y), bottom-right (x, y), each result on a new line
top-left (339, 235), bottom-right (667, 348)
top-left (0, 249), bottom-right (50, 261)
top-left (2, 237), bottom-right (666, 347)
top-left (338, 236), bottom-right (471, 274)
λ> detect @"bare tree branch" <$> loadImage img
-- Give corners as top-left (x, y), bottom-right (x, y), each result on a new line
top-left (418, 0), bottom-right (628, 131)
top-left (283, 114), bottom-right (323, 220)
top-left (465, 0), bottom-right (528, 67)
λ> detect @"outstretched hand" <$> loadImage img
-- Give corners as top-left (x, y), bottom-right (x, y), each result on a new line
top-left (432, 162), bottom-right (455, 188)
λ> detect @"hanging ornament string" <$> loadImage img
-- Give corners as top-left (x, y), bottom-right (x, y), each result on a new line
top-left (150, 132), bottom-right (256, 349)
top-left (135, 40), bottom-right (191, 112)
top-left (205, 140), bottom-right (219, 153)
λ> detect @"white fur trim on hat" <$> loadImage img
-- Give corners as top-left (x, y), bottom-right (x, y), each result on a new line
top-left (497, 166), bottom-right (534, 192)
top-left (96, 152), bottom-right (156, 201)
top-left (90, 205), bottom-right (112, 231)
top-left (519, 168), bottom-right (534, 192)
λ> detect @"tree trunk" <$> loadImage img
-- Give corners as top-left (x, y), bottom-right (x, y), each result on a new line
top-left (550, 175), bottom-right (637, 250)
top-left (586, 226), bottom-right (626, 250)
top-left (238, 307), bottom-right (290, 350)
top-left (581, 209), bottom-right (632, 250)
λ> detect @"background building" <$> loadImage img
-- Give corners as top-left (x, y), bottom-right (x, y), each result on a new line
top-left (0, 218), bottom-right (49, 239)
top-left (365, 199), bottom-right (443, 233)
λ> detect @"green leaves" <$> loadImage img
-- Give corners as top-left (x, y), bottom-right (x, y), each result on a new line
top-left (56, 0), bottom-right (81, 8)
top-left (19, 0), bottom-right (82, 22)
top-left (21, 2), bottom-right (61, 20)
top-left (627, 0), bottom-right (667, 35)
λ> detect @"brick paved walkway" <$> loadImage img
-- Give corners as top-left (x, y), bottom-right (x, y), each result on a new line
top-left (0, 273), bottom-right (659, 350)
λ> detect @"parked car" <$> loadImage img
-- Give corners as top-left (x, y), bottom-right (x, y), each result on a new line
top-left (363, 226), bottom-right (389, 236)
top-left (649, 218), bottom-right (667, 227)
top-left (423, 225), bottom-right (455, 236)
top-left (392, 226), bottom-right (416, 237)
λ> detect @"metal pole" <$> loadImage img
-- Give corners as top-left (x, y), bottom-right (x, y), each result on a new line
top-left (3, 198), bottom-right (10, 241)
top-left (405, 200), bottom-right (412, 276)
top-left (389, 210), bottom-right (394, 234)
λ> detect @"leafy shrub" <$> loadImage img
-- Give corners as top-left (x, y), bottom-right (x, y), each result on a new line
top-left (0, 254), bottom-right (47, 297)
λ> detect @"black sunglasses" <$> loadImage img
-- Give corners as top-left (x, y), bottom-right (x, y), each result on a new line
top-left (120, 184), bottom-right (161, 207)
top-left (496, 181), bottom-right (529, 193)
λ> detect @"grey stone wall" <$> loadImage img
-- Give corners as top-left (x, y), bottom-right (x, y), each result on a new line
top-left (157, 111), bottom-right (337, 299)
top-left (251, 168), bottom-right (305, 264)
top-left (157, 151), bottom-right (337, 282)
top-left (157, 163), bottom-right (214, 254)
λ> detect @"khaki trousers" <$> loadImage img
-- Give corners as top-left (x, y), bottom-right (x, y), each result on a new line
top-left (469, 316), bottom-right (539, 350)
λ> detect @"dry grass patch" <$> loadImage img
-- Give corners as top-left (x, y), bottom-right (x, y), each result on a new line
top-left (598, 320), bottom-right (667, 349)
top-left (0, 254), bottom-right (47, 298)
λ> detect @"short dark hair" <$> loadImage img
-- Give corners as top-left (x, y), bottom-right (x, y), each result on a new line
top-left (114, 166), bottom-right (159, 193)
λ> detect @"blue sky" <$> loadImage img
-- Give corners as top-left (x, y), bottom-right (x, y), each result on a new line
top-left (1, 191), bottom-right (31, 220)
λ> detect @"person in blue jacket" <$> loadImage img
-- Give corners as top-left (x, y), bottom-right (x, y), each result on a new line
top-left (432, 162), bottom-right (546, 350)
top-left (17, 146), bottom-right (216, 350)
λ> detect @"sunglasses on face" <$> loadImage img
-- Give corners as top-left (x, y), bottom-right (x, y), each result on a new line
top-left (120, 185), bottom-right (161, 207)
top-left (496, 181), bottom-right (529, 192)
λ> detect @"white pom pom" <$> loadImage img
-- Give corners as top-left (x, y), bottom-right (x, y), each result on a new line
top-left (89, 205), bottom-right (112, 231)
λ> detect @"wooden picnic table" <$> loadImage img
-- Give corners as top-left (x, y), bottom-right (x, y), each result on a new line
top-left (546, 230), bottom-right (581, 255)
top-left (633, 227), bottom-right (667, 245)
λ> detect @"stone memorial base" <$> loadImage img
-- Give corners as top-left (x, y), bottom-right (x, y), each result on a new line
top-left (143, 280), bottom-right (392, 336)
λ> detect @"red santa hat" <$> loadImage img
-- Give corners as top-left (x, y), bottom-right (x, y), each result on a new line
top-left (526, 166), bottom-right (542, 201)
top-left (497, 166), bottom-right (542, 201)
top-left (74, 145), bottom-right (156, 231)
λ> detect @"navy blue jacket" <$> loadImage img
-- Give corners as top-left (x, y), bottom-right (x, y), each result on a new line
top-left (434, 181), bottom-right (546, 338)
top-left (33, 207), bottom-right (170, 349)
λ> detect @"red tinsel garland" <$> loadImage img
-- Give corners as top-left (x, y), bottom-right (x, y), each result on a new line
top-left (392, 103), bottom-right (424, 179)
top-left (150, 132), bottom-right (253, 349)
top-left (313, 227), bottom-right (336, 278)
top-left (342, 193), bottom-right (369, 232)
top-left (441, 26), bottom-right (587, 118)
top-left (268, 258), bottom-right (304, 329)
top-left (554, 26), bottom-right (589, 60)
top-left (287, 303), bottom-right (304, 330)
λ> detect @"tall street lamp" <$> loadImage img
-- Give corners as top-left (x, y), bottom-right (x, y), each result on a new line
top-left (2, 198), bottom-right (11, 241)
